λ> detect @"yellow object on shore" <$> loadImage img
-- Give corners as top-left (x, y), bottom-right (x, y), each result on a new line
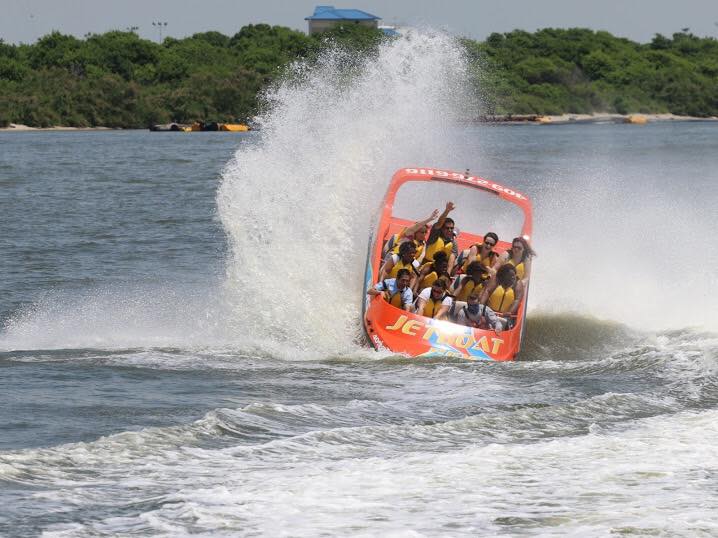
top-left (626, 114), bottom-right (647, 124)
top-left (219, 123), bottom-right (250, 132)
top-left (149, 121), bottom-right (252, 132)
top-left (536, 115), bottom-right (553, 124)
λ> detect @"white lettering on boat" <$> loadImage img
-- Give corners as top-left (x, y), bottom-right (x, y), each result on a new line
top-left (404, 168), bottom-right (526, 200)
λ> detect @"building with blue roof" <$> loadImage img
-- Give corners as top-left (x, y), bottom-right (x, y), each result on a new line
top-left (305, 5), bottom-right (381, 35)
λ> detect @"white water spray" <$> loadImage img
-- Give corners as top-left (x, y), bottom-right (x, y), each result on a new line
top-left (217, 31), bottom-right (472, 354)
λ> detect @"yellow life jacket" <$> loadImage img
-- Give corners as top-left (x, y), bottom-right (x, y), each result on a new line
top-left (382, 280), bottom-right (405, 308)
top-left (488, 285), bottom-right (515, 314)
top-left (422, 293), bottom-right (449, 318)
top-left (385, 233), bottom-right (401, 255)
top-left (419, 271), bottom-right (451, 292)
top-left (460, 244), bottom-right (496, 276)
top-left (424, 236), bottom-right (453, 263)
top-left (388, 231), bottom-right (425, 260)
top-left (419, 271), bottom-right (439, 291)
top-left (388, 255), bottom-right (419, 279)
top-left (480, 250), bottom-right (496, 266)
top-left (454, 276), bottom-right (484, 302)
top-left (507, 258), bottom-right (525, 280)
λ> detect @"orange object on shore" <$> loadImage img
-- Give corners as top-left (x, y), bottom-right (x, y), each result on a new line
top-left (219, 123), bottom-right (250, 132)
top-left (362, 167), bottom-right (534, 361)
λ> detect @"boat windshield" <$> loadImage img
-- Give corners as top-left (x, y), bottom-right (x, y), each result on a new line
top-left (392, 180), bottom-right (526, 241)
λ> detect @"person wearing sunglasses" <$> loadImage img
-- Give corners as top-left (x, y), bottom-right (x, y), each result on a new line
top-left (454, 231), bottom-right (500, 278)
top-left (368, 268), bottom-right (415, 312)
top-left (495, 236), bottom-right (536, 282)
top-left (416, 279), bottom-right (453, 320)
top-left (382, 208), bottom-right (439, 261)
top-left (451, 290), bottom-right (505, 333)
top-left (423, 201), bottom-right (458, 273)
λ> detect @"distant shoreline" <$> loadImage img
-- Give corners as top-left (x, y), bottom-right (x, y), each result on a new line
top-left (475, 113), bottom-right (718, 124)
top-left (3, 113), bottom-right (718, 132)
top-left (0, 124), bottom-right (121, 132)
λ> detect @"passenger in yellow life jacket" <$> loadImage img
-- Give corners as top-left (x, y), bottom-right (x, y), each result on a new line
top-left (451, 291), bottom-right (505, 333)
top-left (367, 268), bottom-right (414, 311)
top-left (383, 209), bottom-right (438, 260)
top-left (495, 236), bottom-right (536, 283)
top-left (378, 241), bottom-right (420, 284)
top-left (414, 251), bottom-right (450, 294)
top-left (451, 261), bottom-right (488, 301)
top-left (424, 201), bottom-right (458, 272)
top-left (480, 264), bottom-right (524, 323)
top-left (415, 279), bottom-right (452, 320)
top-left (454, 231), bottom-right (499, 278)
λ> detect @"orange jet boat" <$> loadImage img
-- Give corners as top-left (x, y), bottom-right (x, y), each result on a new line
top-left (362, 167), bottom-right (533, 361)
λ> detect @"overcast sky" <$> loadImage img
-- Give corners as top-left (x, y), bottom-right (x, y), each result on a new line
top-left (3, 0), bottom-right (718, 45)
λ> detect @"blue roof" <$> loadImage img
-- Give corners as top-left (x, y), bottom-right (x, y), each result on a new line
top-left (305, 5), bottom-right (380, 21)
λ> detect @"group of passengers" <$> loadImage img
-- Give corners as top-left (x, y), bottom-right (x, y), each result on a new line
top-left (368, 201), bottom-right (536, 333)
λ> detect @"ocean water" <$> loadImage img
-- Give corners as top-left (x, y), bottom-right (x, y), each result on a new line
top-left (1, 31), bottom-right (718, 537)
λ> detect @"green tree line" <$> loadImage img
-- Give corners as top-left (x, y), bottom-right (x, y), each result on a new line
top-left (468, 28), bottom-right (718, 117)
top-left (1, 25), bottom-right (716, 128)
top-left (0, 24), bottom-right (382, 128)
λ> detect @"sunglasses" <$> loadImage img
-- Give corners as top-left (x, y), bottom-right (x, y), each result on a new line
top-left (483, 241), bottom-right (495, 247)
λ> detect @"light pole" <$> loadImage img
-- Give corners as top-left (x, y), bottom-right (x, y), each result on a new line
top-left (152, 21), bottom-right (168, 43)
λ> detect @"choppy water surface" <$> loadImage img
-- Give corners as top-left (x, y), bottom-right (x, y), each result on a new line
top-left (1, 32), bottom-right (718, 537)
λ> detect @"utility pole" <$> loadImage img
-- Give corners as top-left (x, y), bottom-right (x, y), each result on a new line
top-left (152, 21), bottom-right (168, 43)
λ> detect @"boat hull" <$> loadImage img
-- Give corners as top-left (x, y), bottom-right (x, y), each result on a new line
top-left (364, 296), bottom-right (523, 360)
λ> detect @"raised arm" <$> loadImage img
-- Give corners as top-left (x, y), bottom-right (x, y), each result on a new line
top-left (402, 209), bottom-right (439, 238)
top-left (435, 201), bottom-right (455, 229)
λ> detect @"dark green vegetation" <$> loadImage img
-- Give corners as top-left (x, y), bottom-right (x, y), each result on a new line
top-left (1, 25), bottom-right (716, 127)
top-left (469, 28), bottom-right (718, 117)
top-left (0, 24), bottom-right (382, 128)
